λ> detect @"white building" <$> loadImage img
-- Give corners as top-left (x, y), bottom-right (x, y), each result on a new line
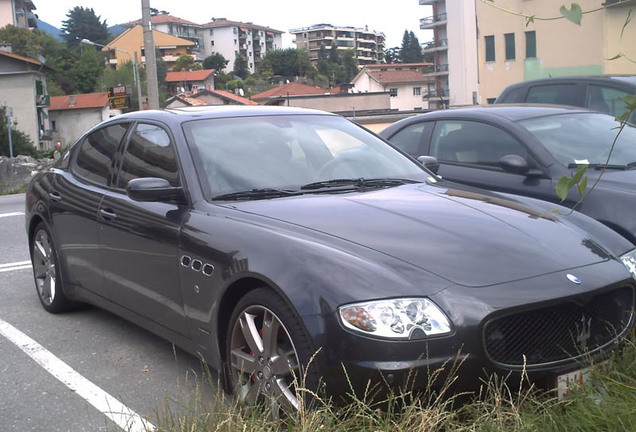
top-left (290, 24), bottom-right (386, 65)
top-left (420, 0), bottom-right (479, 108)
top-left (351, 63), bottom-right (435, 111)
top-left (201, 18), bottom-right (284, 74)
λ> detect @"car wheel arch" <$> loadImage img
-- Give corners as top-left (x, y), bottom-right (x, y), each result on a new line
top-left (216, 277), bottom-right (302, 367)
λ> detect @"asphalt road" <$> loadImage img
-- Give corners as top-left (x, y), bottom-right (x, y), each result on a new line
top-left (0, 194), bottom-right (215, 431)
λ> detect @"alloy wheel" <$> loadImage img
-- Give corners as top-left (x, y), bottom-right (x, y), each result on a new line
top-left (229, 305), bottom-right (302, 414)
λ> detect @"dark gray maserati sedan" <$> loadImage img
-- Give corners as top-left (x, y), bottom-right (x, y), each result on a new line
top-left (26, 106), bottom-right (635, 412)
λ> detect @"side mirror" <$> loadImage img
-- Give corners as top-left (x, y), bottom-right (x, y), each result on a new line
top-left (499, 154), bottom-right (530, 175)
top-left (126, 177), bottom-right (185, 204)
top-left (417, 155), bottom-right (440, 174)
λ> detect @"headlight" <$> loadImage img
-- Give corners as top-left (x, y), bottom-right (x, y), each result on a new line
top-left (621, 249), bottom-right (636, 281)
top-left (339, 298), bottom-right (452, 340)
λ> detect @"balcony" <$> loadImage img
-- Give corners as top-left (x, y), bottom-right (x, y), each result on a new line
top-left (420, 13), bottom-right (447, 29)
top-left (422, 38), bottom-right (448, 53)
top-left (422, 63), bottom-right (449, 77)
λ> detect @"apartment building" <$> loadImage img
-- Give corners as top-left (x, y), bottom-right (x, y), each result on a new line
top-left (123, 15), bottom-right (284, 75)
top-left (124, 14), bottom-right (203, 59)
top-left (106, 25), bottom-right (196, 70)
top-left (290, 24), bottom-right (386, 65)
top-left (476, 0), bottom-right (636, 102)
top-left (420, 0), bottom-right (479, 108)
top-left (200, 18), bottom-right (284, 74)
top-left (0, 0), bottom-right (36, 28)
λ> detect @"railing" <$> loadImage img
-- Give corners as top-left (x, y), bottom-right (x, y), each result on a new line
top-left (420, 13), bottom-right (447, 26)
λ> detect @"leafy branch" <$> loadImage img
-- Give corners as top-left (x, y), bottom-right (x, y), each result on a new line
top-left (555, 94), bottom-right (636, 214)
top-left (479, 1), bottom-right (604, 26)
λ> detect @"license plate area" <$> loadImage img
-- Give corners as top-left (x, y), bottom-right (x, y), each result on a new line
top-left (556, 360), bottom-right (611, 400)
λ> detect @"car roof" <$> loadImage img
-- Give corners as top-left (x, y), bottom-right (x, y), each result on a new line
top-left (391, 104), bottom-right (592, 124)
top-left (106, 105), bottom-right (336, 123)
top-left (502, 75), bottom-right (636, 90)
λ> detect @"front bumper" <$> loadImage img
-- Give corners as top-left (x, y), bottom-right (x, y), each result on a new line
top-left (305, 262), bottom-right (635, 399)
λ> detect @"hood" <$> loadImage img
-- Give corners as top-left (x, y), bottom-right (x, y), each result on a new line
top-left (230, 183), bottom-right (610, 287)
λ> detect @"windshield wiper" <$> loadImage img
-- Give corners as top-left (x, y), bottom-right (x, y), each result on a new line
top-left (300, 178), bottom-right (418, 191)
top-left (212, 188), bottom-right (300, 201)
top-left (567, 163), bottom-right (628, 170)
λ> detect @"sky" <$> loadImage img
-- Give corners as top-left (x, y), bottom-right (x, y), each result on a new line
top-left (33, 0), bottom-right (433, 49)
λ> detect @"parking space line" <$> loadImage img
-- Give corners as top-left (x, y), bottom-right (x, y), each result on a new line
top-left (0, 261), bottom-right (32, 273)
top-left (0, 318), bottom-right (156, 432)
top-left (0, 212), bottom-right (24, 218)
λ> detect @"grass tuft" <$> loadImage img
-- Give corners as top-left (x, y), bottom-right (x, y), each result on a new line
top-left (151, 333), bottom-right (636, 432)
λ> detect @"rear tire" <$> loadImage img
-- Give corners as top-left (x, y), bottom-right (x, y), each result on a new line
top-left (31, 223), bottom-right (71, 313)
top-left (226, 287), bottom-right (319, 415)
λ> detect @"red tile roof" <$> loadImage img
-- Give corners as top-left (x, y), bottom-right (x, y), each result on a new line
top-left (252, 82), bottom-right (326, 100)
top-left (124, 14), bottom-right (199, 27)
top-left (0, 50), bottom-right (45, 67)
top-left (49, 92), bottom-right (109, 111)
top-left (204, 89), bottom-right (256, 105)
top-left (367, 69), bottom-right (435, 85)
top-left (165, 69), bottom-right (215, 83)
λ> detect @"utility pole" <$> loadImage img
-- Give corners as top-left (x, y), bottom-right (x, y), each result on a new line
top-left (5, 107), bottom-right (13, 158)
top-left (142, 0), bottom-right (160, 109)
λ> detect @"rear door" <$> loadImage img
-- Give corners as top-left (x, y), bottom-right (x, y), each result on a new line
top-left (97, 121), bottom-right (190, 336)
top-left (50, 122), bottom-right (130, 298)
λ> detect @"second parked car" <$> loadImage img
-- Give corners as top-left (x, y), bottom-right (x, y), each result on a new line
top-left (380, 105), bottom-right (636, 245)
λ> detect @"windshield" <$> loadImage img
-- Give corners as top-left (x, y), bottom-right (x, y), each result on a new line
top-left (518, 113), bottom-right (636, 167)
top-left (182, 114), bottom-right (428, 199)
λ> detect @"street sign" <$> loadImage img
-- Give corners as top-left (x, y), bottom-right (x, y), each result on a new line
top-left (109, 96), bottom-right (130, 110)
top-left (108, 86), bottom-right (130, 109)
top-left (107, 85), bottom-right (127, 97)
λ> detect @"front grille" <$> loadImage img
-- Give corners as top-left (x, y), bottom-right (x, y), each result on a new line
top-left (484, 286), bottom-right (634, 367)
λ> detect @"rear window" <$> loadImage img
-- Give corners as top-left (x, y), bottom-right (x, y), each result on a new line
top-left (526, 84), bottom-right (583, 106)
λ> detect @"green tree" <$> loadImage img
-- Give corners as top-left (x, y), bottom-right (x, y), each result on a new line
top-left (341, 49), bottom-right (359, 83)
top-left (67, 46), bottom-right (104, 93)
top-left (399, 30), bottom-right (423, 63)
top-left (0, 25), bottom-right (44, 58)
top-left (203, 53), bottom-right (228, 72)
top-left (172, 54), bottom-right (202, 72)
top-left (61, 7), bottom-right (109, 49)
top-left (328, 44), bottom-right (340, 64)
top-left (0, 106), bottom-right (37, 157)
top-left (233, 54), bottom-right (249, 79)
top-left (317, 43), bottom-right (330, 76)
top-left (384, 46), bottom-right (400, 64)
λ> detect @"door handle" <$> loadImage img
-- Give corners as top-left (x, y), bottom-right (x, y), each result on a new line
top-left (99, 208), bottom-right (118, 220)
top-left (48, 192), bottom-right (61, 202)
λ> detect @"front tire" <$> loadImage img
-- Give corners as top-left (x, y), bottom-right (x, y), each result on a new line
top-left (31, 223), bottom-right (71, 313)
top-left (226, 288), bottom-right (318, 415)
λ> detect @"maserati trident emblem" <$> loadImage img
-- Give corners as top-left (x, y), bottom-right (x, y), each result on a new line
top-left (576, 315), bottom-right (592, 350)
top-left (566, 274), bottom-right (581, 284)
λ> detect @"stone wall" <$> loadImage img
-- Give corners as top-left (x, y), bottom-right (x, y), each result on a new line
top-left (0, 156), bottom-right (53, 194)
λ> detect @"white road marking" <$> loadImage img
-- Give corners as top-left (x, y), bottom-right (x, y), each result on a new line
top-left (0, 318), bottom-right (156, 432)
top-left (0, 261), bottom-right (32, 273)
top-left (0, 212), bottom-right (24, 218)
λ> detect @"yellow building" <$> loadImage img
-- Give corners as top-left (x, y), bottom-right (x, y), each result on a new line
top-left (104, 25), bottom-right (196, 70)
top-left (476, 0), bottom-right (636, 103)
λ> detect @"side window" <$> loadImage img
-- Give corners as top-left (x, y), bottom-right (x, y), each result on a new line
top-left (387, 123), bottom-right (429, 157)
top-left (430, 121), bottom-right (528, 167)
top-left (587, 85), bottom-right (631, 117)
top-left (117, 123), bottom-right (180, 189)
top-left (497, 86), bottom-right (527, 103)
top-left (526, 84), bottom-right (582, 107)
top-left (75, 123), bottom-right (129, 186)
